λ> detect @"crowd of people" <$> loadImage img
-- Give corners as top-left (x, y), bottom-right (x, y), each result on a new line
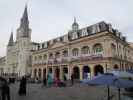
top-left (0, 73), bottom-right (75, 100)
top-left (41, 73), bottom-right (74, 87)
top-left (0, 76), bottom-right (27, 100)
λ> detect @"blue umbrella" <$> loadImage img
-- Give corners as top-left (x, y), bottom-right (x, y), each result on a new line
top-left (81, 73), bottom-right (133, 100)
top-left (113, 78), bottom-right (133, 100)
top-left (81, 73), bottom-right (115, 100)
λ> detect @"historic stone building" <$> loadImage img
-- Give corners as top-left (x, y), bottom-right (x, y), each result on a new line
top-left (0, 5), bottom-right (38, 77)
top-left (0, 5), bottom-right (133, 79)
top-left (31, 19), bottom-right (133, 81)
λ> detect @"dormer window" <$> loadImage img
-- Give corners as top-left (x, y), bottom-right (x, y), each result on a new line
top-left (42, 43), bottom-right (44, 49)
top-left (71, 32), bottom-right (78, 40)
top-left (81, 28), bottom-right (88, 37)
top-left (53, 39), bottom-right (57, 43)
top-left (92, 24), bottom-right (100, 34)
top-left (38, 45), bottom-right (40, 50)
top-left (60, 37), bottom-right (64, 42)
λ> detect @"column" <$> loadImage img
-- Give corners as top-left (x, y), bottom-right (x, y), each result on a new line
top-left (67, 65), bottom-right (70, 80)
top-left (69, 64), bottom-right (73, 80)
top-left (46, 66), bottom-right (48, 77)
top-left (41, 67), bottom-right (44, 79)
top-left (36, 68), bottom-right (39, 78)
top-left (60, 66), bottom-right (63, 80)
top-left (79, 65), bottom-right (83, 80)
top-left (90, 65), bottom-right (94, 79)
top-left (52, 66), bottom-right (55, 79)
top-left (103, 39), bottom-right (111, 57)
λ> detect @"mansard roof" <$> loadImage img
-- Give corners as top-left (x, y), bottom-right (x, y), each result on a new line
top-left (33, 21), bottom-right (127, 51)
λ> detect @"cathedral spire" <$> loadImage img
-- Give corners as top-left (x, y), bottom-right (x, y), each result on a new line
top-left (18, 4), bottom-right (31, 38)
top-left (8, 31), bottom-right (14, 46)
top-left (20, 4), bottom-right (29, 29)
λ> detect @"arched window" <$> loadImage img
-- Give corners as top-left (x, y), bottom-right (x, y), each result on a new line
top-left (111, 43), bottom-right (116, 56)
top-left (43, 54), bottom-right (47, 60)
top-left (34, 56), bottom-right (37, 61)
top-left (49, 53), bottom-right (53, 59)
top-left (81, 46), bottom-right (89, 54)
top-left (63, 50), bottom-right (68, 57)
top-left (34, 69), bottom-right (37, 77)
top-left (72, 48), bottom-right (79, 56)
top-left (39, 55), bottom-right (42, 60)
top-left (55, 52), bottom-right (60, 58)
top-left (114, 64), bottom-right (119, 70)
top-left (38, 68), bottom-right (42, 78)
top-left (93, 43), bottom-right (103, 54)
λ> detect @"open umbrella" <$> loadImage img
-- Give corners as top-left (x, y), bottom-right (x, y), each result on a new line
top-left (110, 71), bottom-right (133, 79)
top-left (113, 78), bottom-right (133, 100)
top-left (81, 73), bottom-right (116, 100)
top-left (81, 73), bottom-right (133, 100)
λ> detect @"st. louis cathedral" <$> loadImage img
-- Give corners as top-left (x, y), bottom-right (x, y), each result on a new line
top-left (0, 5), bottom-right (37, 77)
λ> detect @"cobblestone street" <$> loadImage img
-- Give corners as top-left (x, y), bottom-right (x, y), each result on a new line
top-left (10, 82), bottom-right (110, 100)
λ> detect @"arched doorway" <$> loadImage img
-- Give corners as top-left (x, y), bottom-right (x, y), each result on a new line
top-left (38, 68), bottom-right (42, 79)
top-left (94, 65), bottom-right (104, 76)
top-left (49, 68), bottom-right (52, 73)
top-left (114, 64), bottom-right (119, 70)
top-left (43, 68), bottom-right (46, 78)
top-left (34, 69), bottom-right (37, 78)
top-left (55, 67), bottom-right (60, 79)
top-left (83, 66), bottom-right (90, 79)
top-left (73, 66), bottom-right (80, 79)
top-left (63, 67), bottom-right (68, 80)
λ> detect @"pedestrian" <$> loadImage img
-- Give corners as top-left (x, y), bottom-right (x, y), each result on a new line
top-left (47, 73), bottom-right (52, 87)
top-left (71, 73), bottom-right (74, 86)
top-left (63, 74), bottom-right (67, 81)
top-left (1, 79), bottom-right (10, 100)
top-left (18, 76), bottom-right (27, 96)
top-left (43, 75), bottom-right (47, 86)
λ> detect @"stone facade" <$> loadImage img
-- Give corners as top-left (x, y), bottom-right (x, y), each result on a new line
top-left (0, 6), bottom-right (133, 80)
top-left (0, 6), bottom-right (38, 77)
top-left (31, 21), bottom-right (133, 81)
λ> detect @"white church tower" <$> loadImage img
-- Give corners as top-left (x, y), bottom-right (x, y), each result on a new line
top-left (16, 5), bottom-right (32, 77)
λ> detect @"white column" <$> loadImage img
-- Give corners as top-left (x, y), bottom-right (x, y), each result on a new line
top-left (60, 66), bottom-right (63, 80)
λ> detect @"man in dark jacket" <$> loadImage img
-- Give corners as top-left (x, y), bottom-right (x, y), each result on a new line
top-left (1, 80), bottom-right (10, 100)
top-left (18, 76), bottom-right (27, 96)
top-left (43, 76), bottom-right (47, 86)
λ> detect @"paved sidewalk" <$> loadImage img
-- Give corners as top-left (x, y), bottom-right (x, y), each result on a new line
top-left (9, 82), bottom-right (131, 100)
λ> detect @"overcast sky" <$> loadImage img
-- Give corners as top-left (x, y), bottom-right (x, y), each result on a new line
top-left (0, 0), bottom-right (133, 57)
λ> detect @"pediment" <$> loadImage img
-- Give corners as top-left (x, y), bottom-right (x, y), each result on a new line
top-left (49, 41), bottom-right (66, 49)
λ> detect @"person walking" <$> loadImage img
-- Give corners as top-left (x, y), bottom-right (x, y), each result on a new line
top-left (63, 74), bottom-right (67, 81)
top-left (47, 74), bottom-right (52, 87)
top-left (18, 76), bottom-right (27, 96)
top-left (71, 73), bottom-right (74, 86)
top-left (43, 75), bottom-right (47, 86)
top-left (1, 79), bottom-right (10, 100)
